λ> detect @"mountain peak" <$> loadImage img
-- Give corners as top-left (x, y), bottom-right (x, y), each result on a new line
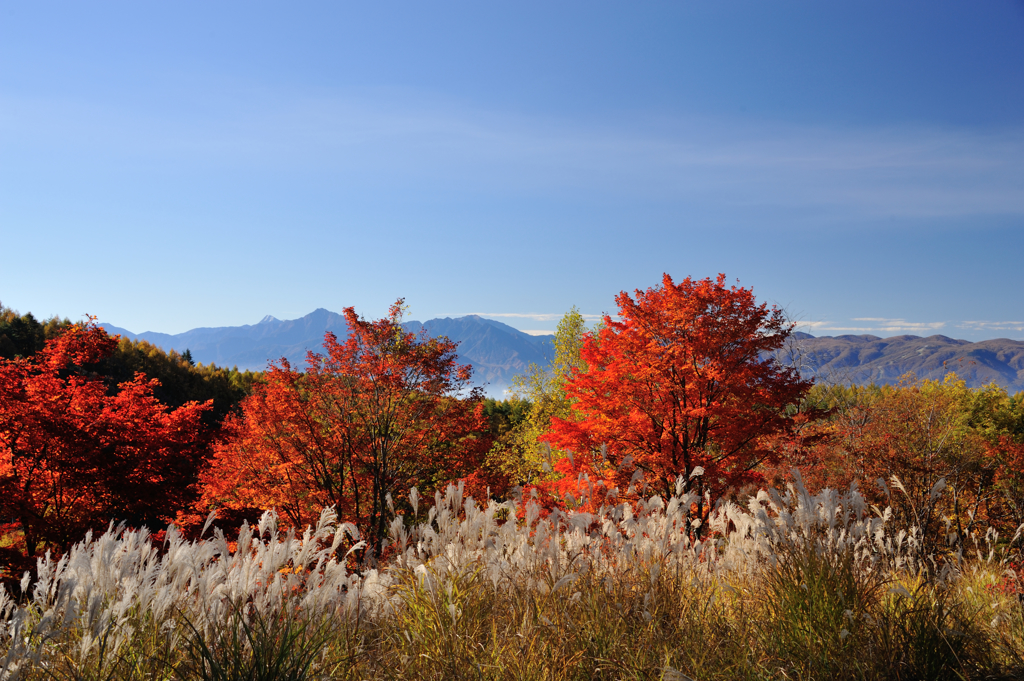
top-left (257, 315), bottom-right (279, 324)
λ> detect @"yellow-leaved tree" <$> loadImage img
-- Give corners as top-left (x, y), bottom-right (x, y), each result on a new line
top-left (485, 307), bottom-right (593, 485)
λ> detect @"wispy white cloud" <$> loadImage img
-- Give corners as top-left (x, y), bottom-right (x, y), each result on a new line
top-left (957, 320), bottom-right (1024, 332)
top-left (797, 318), bottom-right (1024, 338)
top-left (472, 315), bottom-right (1024, 338)
top-left (850, 317), bottom-right (948, 332)
top-left (797, 318), bottom-right (949, 335)
top-left (3, 87), bottom-right (1023, 221)
top-left (794, 318), bottom-right (1024, 342)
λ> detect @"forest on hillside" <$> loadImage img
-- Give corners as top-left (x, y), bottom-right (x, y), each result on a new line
top-left (4, 280), bottom-right (1024, 561)
top-left (3, 277), bottom-right (1024, 679)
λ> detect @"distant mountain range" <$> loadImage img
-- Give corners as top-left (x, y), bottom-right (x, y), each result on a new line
top-left (102, 309), bottom-right (555, 395)
top-left (102, 311), bottom-right (1024, 395)
top-left (781, 332), bottom-right (1024, 392)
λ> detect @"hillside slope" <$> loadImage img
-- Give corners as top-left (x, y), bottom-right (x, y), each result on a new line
top-left (782, 332), bottom-right (1024, 391)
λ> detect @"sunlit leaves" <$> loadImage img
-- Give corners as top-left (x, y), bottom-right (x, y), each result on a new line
top-left (545, 273), bottom-right (811, 513)
top-left (0, 321), bottom-right (211, 557)
top-left (201, 300), bottom-right (489, 550)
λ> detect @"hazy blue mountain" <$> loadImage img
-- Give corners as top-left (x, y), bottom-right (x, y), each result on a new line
top-left (103, 311), bottom-right (1023, 397)
top-left (102, 309), bottom-right (554, 396)
top-left (416, 316), bottom-right (554, 391)
top-left (103, 308), bottom-right (350, 371)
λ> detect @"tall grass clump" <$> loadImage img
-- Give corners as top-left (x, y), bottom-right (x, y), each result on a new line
top-left (2, 474), bottom-right (1023, 680)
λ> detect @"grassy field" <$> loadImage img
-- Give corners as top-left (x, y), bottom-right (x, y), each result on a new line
top-left (2, 475), bottom-right (1023, 680)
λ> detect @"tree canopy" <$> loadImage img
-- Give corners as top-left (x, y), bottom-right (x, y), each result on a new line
top-left (0, 321), bottom-right (211, 558)
top-left (200, 300), bottom-right (490, 551)
top-left (545, 273), bottom-right (812, 514)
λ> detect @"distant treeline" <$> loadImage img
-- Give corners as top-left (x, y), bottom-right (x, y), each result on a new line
top-left (1, 304), bottom-right (260, 426)
top-left (1, 303), bottom-right (529, 431)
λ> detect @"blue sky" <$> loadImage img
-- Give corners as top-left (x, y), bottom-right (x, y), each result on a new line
top-left (2, 2), bottom-right (1023, 340)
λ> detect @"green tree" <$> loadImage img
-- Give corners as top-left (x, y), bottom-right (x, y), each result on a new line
top-left (0, 303), bottom-right (71, 360)
top-left (487, 307), bottom-right (593, 484)
top-left (99, 337), bottom-right (260, 426)
top-left (480, 398), bottom-right (532, 439)
top-left (772, 373), bottom-right (1024, 544)
top-left (1, 305), bottom-right (261, 428)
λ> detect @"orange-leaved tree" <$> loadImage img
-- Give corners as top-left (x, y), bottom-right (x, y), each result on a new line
top-left (0, 321), bottom-right (211, 558)
top-left (765, 377), bottom-right (1024, 548)
top-left (200, 300), bottom-right (488, 551)
top-left (545, 274), bottom-right (811, 519)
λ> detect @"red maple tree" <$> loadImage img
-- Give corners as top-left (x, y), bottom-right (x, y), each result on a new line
top-left (0, 321), bottom-right (211, 558)
top-left (200, 301), bottom-right (489, 551)
top-left (544, 274), bottom-right (811, 516)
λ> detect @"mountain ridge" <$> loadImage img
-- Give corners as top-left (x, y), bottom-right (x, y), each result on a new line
top-left (102, 311), bottom-right (1024, 395)
top-left (779, 333), bottom-right (1024, 392)
top-left (102, 309), bottom-right (554, 395)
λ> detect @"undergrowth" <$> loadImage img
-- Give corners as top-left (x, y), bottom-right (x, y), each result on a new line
top-left (2, 474), bottom-right (1023, 680)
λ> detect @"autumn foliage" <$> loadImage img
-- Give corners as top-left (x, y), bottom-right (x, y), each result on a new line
top-left (0, 321), bottom-right (210, 559)
top-left (544, 274), bottom-right (811, 515)
top-left (3, 278), bottom-right (1024, 573)
top-left (767, 376), bottom-right (1024, 546)
top-left (200, 301), bottom-right (490, 550)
